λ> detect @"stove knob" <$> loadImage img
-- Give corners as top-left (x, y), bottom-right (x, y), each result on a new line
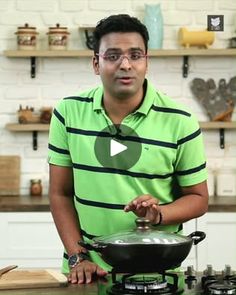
top-left (223, 265), bottom-right (233, 277)
top-left (185, 265), bottom-right (195, 277)
top-left (185, 265), bottom-right (197, 290)
top-left (203, 264), bottom-right (215, 277)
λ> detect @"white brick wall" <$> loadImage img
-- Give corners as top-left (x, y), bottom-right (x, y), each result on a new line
top-left (0, 0), bottom-right (235, 195)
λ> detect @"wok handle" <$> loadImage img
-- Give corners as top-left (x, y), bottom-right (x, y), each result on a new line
top-left (188, 231), bottom-right (206, 245)
top-left (78, 240), bottom-right (106, 252)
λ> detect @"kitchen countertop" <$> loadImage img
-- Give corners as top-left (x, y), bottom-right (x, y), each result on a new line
top-left (0, 195), bottom-right (236, 212)
top-left (0, 195), bottom-right (50, 212)
top-left (0, 273), bottom-right (202, 295)
top-left (0, 283), bottom-right (98, 295)
top-left (0, 271), bottom-right (230, 295)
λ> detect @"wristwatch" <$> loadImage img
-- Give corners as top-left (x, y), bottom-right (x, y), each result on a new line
top-left (68, 252), bottom-right (88, 268)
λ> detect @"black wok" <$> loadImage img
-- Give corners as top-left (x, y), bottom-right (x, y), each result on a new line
top-left (79, 218), bottom-right (206, 273)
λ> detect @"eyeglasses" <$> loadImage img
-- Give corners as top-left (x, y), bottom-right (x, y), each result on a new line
top-left (96, 52), bottom-right (147, 63)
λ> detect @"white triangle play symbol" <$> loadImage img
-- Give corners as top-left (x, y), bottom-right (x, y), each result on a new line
top-left (110, 139), bottom-right (127, 157)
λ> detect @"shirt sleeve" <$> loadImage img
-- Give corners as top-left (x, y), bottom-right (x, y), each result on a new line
top-left (174, 113), bottom-right (207, 187)
top-left (48, 99), bottom-right (72, 167)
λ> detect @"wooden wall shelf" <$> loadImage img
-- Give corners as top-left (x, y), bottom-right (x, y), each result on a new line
top-left (199, 121), bottom-right (236, 129)
top-left (5, 123), bottom-right (49, 132)
top-left (3, 48), bottom-right (236, 78)
top-left (199, 121), bottom-right (236, 148)
top-left (4, 48), bottom-right (236, 57)
top-left (5, 122), bottom-right (236, 150)
top-left (5, 123), bottom-right (49, 150)
top-left (5, 121), bottom-right (236, 132)
top-left (3, 50), bottom-right (93, 57)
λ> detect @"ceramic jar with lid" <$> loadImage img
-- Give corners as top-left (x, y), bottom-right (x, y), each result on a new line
top-left (15, 23), bottom-right (38, 50)
top-left (30, 179), bottom-right (42, 197)
top-left (47, 23), bottom-right (70, 50)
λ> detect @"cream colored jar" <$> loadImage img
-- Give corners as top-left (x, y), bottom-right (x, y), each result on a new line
top-left (15, 23), bottom-right (38, 50)
top-left (47, 23), bottom-right (70, 50)
top-left (216, 168), bottom-right (236, 197)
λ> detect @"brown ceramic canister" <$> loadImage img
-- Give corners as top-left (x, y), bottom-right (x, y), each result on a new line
top-left (30, 179), bottom-right (42, 197)
top-left (15, 23), bottom-right (38, 50)
top-left (47, 23), bottom-right (70, 50)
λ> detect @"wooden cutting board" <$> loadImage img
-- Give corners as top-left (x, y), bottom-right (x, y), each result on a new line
top-left (0, 269), bottom-right (68, 290)
top-left (0, 156), bottom-right (20, 196)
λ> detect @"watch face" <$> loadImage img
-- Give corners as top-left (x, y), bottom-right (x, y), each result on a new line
top-left (68, 254), bottom-right (79, 267)
top-left (68, 252), bottom-right (88, 268)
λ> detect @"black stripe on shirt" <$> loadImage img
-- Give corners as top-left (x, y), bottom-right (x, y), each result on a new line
top-left (115, 133), bottom-right (177, 149)
top-left (67, 127), bottom-right (177, 149)
top-left (80, 229), bottom-right (97, 240)
top-left (177, 128), bottom-right (201, 145)
top-left (66, 127), bottom-right (110, 138)
top-left (63, 96), bottom-right (94, 103)
top-left (75, 194), bottom-right (125, 210)
top-left (63, 252), bottom-right (69, 260)
top-left (73, 163), bottom-right (173, 179)
top-left (48, 143), bottom-right (70, 154)
top-left (175, 224), bottom-right (183, 233)
top-left (65, 126), bottom-right (199, 150)
top-left (53, 109), bottom-right (65, 125)
top-left (151, 105), bottom-right (191, 117)
top-left (175, 162), bottom-right (206, 176)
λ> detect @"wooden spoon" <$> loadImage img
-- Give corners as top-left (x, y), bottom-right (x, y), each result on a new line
top-left (0, 265), bottom-right (18, 277)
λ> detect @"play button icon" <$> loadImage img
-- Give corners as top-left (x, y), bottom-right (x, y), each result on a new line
top-left (94, 124), bottom-right (142, 170)
top-left (110, 139), bottom-right (127, 157)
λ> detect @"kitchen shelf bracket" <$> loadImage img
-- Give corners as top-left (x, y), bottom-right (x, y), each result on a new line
top-left (32, 131), bottom-right (38, 150)
top-left (182, 55), bottom-right (189, 78)
top-left (219, 128), bottom-right (225, 149)
top-left (31, 57), bottom-right (36, 78)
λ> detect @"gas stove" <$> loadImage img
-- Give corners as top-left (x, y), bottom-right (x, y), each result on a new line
top-left (97, 265), bottom-right (236, 295)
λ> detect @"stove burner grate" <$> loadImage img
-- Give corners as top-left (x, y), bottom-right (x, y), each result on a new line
top-left (107, 273), bottom-right (183, 295)
top-left (207, 283), bottom-right (236, 295)
top-left (203, 274), bottom-right (236, 295)
top-left (124, 276), bottom-right (167, 291)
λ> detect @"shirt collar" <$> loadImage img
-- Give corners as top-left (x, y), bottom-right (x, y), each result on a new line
top-left (93, 79), bottom-right (156, 116)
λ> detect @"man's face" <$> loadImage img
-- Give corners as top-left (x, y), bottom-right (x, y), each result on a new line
top-left (93, 32), bottom-right (148, 100)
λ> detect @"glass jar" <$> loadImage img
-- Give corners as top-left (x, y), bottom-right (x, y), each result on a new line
top-left (15, 23), bottom-right (38, 50)
top-left (216, 168), bottom-right (236, 197)
top-left (47, 23), bottom-right (70, 50)
top-left (30, 179), bottom-right (42, 197)
top-left (144, 4), bottom-right (163, 49)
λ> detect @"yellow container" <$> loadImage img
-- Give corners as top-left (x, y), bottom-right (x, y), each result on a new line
top-left (178, 27), bottom-right (215, 48)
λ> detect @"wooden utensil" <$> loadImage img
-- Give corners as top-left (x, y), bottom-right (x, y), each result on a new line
top-left (0, 265), bottom-right (18, 277)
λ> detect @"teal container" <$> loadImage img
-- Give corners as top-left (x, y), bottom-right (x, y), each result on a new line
top-left (144, 4), bottom-right (164, 49)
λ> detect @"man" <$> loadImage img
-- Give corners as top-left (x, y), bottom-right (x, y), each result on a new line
top-left (48, 14), bottom-right (208, 284)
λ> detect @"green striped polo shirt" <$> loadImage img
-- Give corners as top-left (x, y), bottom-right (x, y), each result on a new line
top-left (48, 79), bottom-right (207, 273)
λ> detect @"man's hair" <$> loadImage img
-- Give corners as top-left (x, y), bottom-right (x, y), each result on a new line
top-left (93, 14), bottom-right (149, 54)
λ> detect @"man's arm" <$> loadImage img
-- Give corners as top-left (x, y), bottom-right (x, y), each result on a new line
top-left (160, 180), bottom-right (209, 225)
top-left (124, 180), bottom-right (208, 225)
top-left (49, 164), bottom-right (107, 284)
top-left (49, 164), bottom-right (83, 255)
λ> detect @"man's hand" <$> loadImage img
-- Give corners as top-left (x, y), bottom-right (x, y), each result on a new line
top-left (68, 260), bottom-right (107, 284)
top-left (124, 194), bottom-right (161, 224)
